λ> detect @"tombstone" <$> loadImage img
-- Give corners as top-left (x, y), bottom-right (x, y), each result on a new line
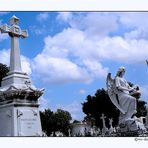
top-left (68, 129), bottom-right (71, 137)
top-left (91, 126), bottom-right (99, 136)
top-left (0, 16), bottom-right (44, 136)
top-left (96, 127), bottom-right (101, 136)
top-left (90, 127), bottom-right (95, 136)
top-left (100, 113), bottom-right (108, 135)
top-left (109, 118), bottom-right (114, 134)
top-left (55, 131), bottom-right (63, 137)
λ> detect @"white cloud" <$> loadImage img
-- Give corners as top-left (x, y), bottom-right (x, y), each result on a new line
top-left (0, 34), bottom-right (9, 42)
top-left (32, 56), bottom-right (90, 84)
top-left (58, 12), bottom-right (118, 39)
top-left (97, 37), bottom-right (148, 63)
top-left (79, 89), bottom-right (86, 95)
top-left (140, 85), bottom-right (148, 102)
top-left (0, 48), bottom-right (10, 65)
top-left (29, 25), bottom-right (46, 35)
top-left (0, 49), bottom-right (32, 75)
top-left (118, 12), bottom-right (148, 40)
top-left (27, 12), bottom-right (148, 84)
top-left (57, 12), bottom-right (72, 22)
top-left (21, 56), bottom-right (32, 75)
top-left (119, 12), bottom-right (148, 29)
top-left (125, 28), bottom-right (148, 40)
top-left (32, 28), bottom-right (108, 84)
top-left (37, 12), bottom-right (49, 22)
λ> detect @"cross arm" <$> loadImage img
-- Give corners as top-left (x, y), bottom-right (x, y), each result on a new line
top-left (0, 24), bottom-right (11, 33)
top-left (21, 30), bottom-right (28, 38)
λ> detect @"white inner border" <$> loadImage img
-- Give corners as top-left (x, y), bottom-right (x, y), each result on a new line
top-left (0, 0), bottom-right (148, 147)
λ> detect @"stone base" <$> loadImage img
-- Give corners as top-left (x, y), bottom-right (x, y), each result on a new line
top-left (1, 71), bottom-right (31, 88)
top-left (119, 118), bottom-right (146, 133)
top-left (0, 102), bottom-right (42, 136)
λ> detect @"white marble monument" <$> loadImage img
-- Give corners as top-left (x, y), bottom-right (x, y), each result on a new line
top-left (0, 16), bottom-right (44, 136)
top-left (106, 67), bottom-right (146, 133)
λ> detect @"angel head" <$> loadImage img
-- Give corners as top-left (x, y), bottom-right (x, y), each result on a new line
top-left (116, 66), bottom-right (125, 77)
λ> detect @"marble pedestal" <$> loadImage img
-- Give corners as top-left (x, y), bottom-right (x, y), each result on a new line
top-left (0, 71), bottom-right (44, 136)
top-left (0, 101), bottom-right (42, 136)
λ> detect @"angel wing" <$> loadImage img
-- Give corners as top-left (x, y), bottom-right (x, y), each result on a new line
top-left (106, 73), bottom-right (126, 114)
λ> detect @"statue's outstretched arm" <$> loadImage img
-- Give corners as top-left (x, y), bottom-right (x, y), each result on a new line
top-left (115, 77), bottom-right (134, 92)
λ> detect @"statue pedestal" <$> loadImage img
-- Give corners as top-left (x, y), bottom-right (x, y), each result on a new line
top-left (0, 71), bottom-right (44, 136)
top-left (0, 101), bottom-right (42, 136)
top-left (119, 118), bottom-right (146, 135)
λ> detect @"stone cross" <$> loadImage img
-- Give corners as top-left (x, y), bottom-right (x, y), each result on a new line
top-left (100, 113), bottom-right (108, 135)
top-left (0, 15), bottom-right (28, 73)
top-left (100, 113), bottom-right (106, 128)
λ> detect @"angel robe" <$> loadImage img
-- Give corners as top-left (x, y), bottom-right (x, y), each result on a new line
top-left (115, 76), bottom-right (137, 124)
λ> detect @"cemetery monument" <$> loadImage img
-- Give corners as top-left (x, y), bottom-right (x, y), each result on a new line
top-left (0, 16), bottom-right (44, 136)
top-left (106, 67), bottom-right (146, 134)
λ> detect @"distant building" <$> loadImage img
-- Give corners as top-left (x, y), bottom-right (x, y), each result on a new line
top-left (71, 122), bottom-right (91, 136)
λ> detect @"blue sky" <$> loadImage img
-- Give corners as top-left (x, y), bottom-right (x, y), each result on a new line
top-left (1, 12), bottom-right (148, 120)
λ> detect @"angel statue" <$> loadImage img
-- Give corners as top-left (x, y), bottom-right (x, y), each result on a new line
top-left (106, 67), bottom-right (145, 132)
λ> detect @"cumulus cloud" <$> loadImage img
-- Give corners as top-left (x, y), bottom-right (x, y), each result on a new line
top-left (0, 49), bottom-right (32, 75)
top-left (57, 12), bottom-right (72, 22)
top-left (32, 12), bottom-right (148, 84)
top-left (21, 56), bottom-right (32, 75)
top-left (0, 49), bottom-right (10, 65)
top-left (97, 37), bottom-right (148, 63)
top-left (32, 56), bottom-right (90, 84)
top-left (0, 34), bottom-right (9, 42)
top-left (32, 28), bottom-right (108, 84)
top-left (37, 12), bottom-right (49, 22)
top-left (57, 12), bottom-right (118, 39)
top-left (119, 12), bottom-right (148, 29)
top-left (29, 25), bottom-right (46, 35)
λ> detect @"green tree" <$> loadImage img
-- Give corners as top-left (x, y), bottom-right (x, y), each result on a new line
top-left (0, 63), bottom-right (9, 87)
top-left (82, 88), bottom-right (119, 129)
top-left (40, 108), bottom-right (72, 136)
top-left (40, 109), bottom-right (54, 136)
top-left (52, 109), bottom-right (72, 136)
top-left (136, 100), bottom-right (147, 117)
